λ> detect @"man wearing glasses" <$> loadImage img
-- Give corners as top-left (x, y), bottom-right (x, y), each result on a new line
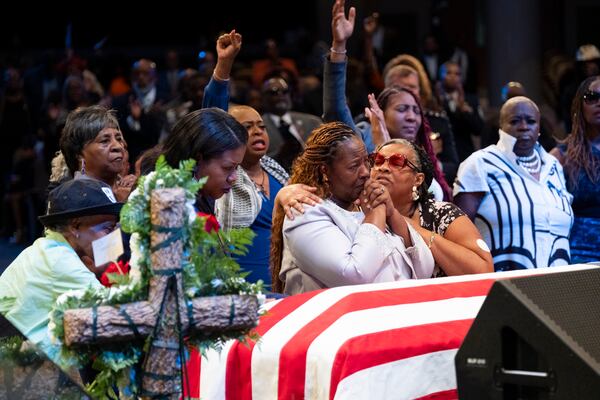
top-left (261, 77), bottom-right (322, 172)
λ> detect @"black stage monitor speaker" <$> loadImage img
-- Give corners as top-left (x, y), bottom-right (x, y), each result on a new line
top-left (456, 268), bottom-right (600, 399)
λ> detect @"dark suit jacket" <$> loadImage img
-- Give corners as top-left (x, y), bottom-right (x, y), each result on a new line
top-left (262, 112), bottom-right (322, 172)
top-left (112, 88), bottom-right (169, 164)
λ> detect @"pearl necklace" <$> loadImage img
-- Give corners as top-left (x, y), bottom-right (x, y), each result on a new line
top-left (516, 150), bottom-right (541, 175)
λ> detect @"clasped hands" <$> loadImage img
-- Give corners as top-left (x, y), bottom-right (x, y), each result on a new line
top-left (359, 179), bottom-right (394, 217)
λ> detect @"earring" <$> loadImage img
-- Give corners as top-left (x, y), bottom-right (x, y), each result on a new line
top-left (322, 175), bottom-right (330, 194)
top-left (80, 159), bottom-right (86, 175)
top-left (412, 185), bottom-right (420, 201)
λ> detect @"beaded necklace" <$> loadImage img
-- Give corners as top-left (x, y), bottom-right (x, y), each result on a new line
top-left (516, 150), bottom-right (541, 175)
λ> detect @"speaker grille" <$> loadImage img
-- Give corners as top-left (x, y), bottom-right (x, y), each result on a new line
top-left (508, 268), bottom-right (600, 365)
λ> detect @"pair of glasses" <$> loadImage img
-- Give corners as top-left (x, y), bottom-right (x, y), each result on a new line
top-left (265, 87), bottom-right (289, 96)
top-left (370, 152), bottom-right (420, 171)
top-left (583, 90), bottom-right (600, 105)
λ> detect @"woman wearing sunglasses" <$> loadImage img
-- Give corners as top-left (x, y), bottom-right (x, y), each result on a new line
top-left (324, 0), bottom-right (453, 201)
top-left (270, 122), bottom-right (434, 295)
top-left (455, 96), bottom-right (573, 270)
top-left (371, 139), bottom-right (493, 276)
top-left (550, 76), bottom-right (600, 263)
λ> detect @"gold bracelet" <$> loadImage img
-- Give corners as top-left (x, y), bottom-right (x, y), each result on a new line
top-left (428, 232), bottom-right (436, 249)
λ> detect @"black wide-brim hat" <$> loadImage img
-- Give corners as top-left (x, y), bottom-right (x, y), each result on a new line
top-left (39, 178), bottom-right (124, 227)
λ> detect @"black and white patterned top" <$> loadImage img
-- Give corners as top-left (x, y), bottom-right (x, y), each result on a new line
top-left (418, 198), bottom-right (465, 277)
top-left (419, 198), bottom-right (465, 237)
top-left (453, 130), bottom-right (573, 271)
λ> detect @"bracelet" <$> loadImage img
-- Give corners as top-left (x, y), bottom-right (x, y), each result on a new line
top-left (330, 47), bottom-right (347, 55)
top-left (428, 232), bottom-right (436, 249)
top-left (212, 71), bottom-right (230, 82)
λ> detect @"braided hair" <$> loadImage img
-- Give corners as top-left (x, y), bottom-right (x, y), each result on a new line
top-left (270, 122), bottom-right (357, 293)
top-left (376, 86), bottom-right (453, 200)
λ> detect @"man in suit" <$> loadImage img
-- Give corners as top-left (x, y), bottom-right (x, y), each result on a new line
top-left (261, 77), bottom-right (322, 172)
top-left (112, 59), bottom-right (168, 164)
top-left (437, 61), bottom-right (483, 162)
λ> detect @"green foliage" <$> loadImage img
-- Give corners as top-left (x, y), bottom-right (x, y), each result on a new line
top-left (47, 156), bottom-right (262, 399)
top-left (0, 336), bottom-right (44, 366)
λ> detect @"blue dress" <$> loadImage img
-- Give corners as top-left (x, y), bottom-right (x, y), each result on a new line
top-left (235, 173), bottom-right (283, 286)
top-left (557, 143), bottom-right (600, 263)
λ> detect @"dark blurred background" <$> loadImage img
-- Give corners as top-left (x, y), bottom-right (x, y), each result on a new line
top-left (2, 0), bottom-right (599, 104)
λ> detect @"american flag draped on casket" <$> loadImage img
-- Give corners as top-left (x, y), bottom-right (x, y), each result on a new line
top-left (185, 265), bottom-right (594, 400)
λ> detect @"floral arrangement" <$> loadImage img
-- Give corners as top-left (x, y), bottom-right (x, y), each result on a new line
top-left (47, 156), bottom-right (262, 399)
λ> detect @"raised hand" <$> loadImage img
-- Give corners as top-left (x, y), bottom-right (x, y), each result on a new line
top-left (129, 96), bottom-right (142, 120)
top-left (213, 29), bottom-right (242, 82)
top-left (332, 0), bottom-right (356, 45)
top-left (363, 12), bottom-right (379, 37)
top-left (216, 29), bottom-right (242, 61)
top-left (364, 92), bottom-right (390, 146)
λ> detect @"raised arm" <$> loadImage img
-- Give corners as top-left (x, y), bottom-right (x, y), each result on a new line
top-left (322, 0), bottom-right (357, 129)
top-left (323, 0), bottom-right (376, 152)
top-left (363, 12), bottom-right (385, 92)
top-left (202, 29), bottom-right (242, 110)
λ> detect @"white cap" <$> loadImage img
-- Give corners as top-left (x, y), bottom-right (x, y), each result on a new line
top-left (576, 44), bottom-right (600, 61)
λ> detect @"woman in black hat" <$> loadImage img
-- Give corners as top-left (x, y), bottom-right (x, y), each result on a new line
top-left (0, 178), bottom-right (123, 347)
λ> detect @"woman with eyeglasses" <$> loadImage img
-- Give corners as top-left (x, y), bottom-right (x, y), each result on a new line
top-left (454, 96), bottom-right (574, 271)
top-left (371, 139), bottom-right (493, 276)
top-left (270, 122), bottom-right (434, 295)
top-left (550, 76), bottom-right (600, 263)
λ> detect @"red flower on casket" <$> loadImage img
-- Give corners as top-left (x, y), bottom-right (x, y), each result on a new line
top-left (197, 212), bottom-right (221, 233)
top-left (99, 259), bottom-right (131, 287)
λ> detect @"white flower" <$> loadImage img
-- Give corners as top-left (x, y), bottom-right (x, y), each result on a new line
top-left (143, 171), bottom-right (156, 193)
top-left (256, 293), bottom-right (266, 306)
top-left (55, 289), bottom-right (87, 306)
top-left (186, 199), bottom-right (197, 225)
top-left (128, 233), bottom-right (143, 286)
top-left (156, 178), bottom-right (165, 187)
top-left (211, 278), bottom-right (224, 288)
top-left (47, 320), bottom-right (57, 343)
top-left (128, 187), bottom-right (141, 202)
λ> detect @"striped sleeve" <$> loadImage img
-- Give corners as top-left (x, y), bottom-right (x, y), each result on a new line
top-left (453, 151), bottom-right (490, 196)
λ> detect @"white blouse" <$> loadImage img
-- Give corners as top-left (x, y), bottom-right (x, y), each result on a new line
top-left (454, 130), bottom-right (574, 270)
top-left (280, 200), bottom-right (435, 295)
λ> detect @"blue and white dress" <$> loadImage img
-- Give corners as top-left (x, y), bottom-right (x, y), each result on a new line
top-left (454, 130), bottom-right (574, 270)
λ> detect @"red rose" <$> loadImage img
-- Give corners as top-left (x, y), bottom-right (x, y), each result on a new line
top-left (196, 212), bottom-right (220, 233)
top-left (99, 260), bottom-right (130, 287)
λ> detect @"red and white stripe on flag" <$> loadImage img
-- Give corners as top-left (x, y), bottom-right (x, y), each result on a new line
top-left (185, 265), bottom-right (595, 400)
